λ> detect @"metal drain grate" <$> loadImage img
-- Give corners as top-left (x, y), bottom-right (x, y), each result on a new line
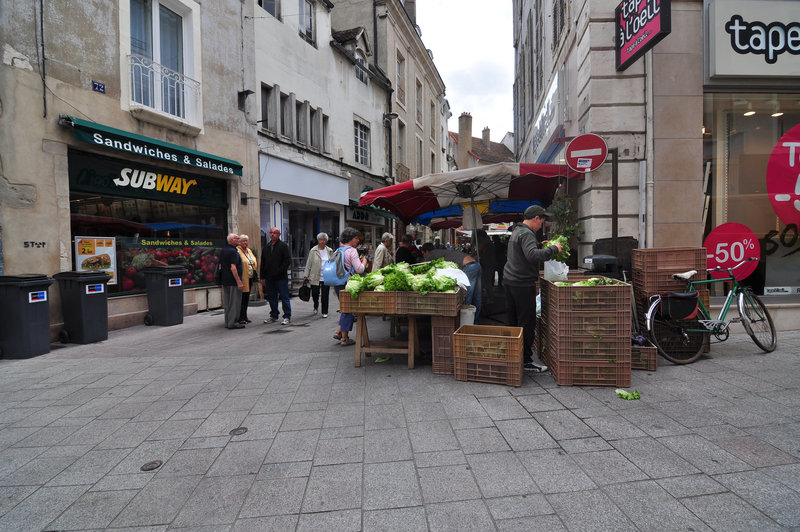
top-left (229, 427), bottom-right (248, 436)
top-left (140, 460), bottom-right (163, 471)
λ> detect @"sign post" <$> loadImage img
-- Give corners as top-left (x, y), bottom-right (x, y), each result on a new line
top-left (565, 134), bottom-right (609, 174)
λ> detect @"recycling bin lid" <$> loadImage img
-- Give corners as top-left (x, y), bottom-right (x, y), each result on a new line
top-left (143, 265), bottom-right (189, 275)
top-left (0, 274), bottom-right (52, 285)
top-left (54, 271), bottom-right (112, 282)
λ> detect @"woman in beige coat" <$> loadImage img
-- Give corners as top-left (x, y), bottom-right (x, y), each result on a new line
top-left (237, 234), bottom-right (258, 323)
top-left (303, 232), bottom-right (334, 317)
top-left (371, 232), bottom-right (395, 272)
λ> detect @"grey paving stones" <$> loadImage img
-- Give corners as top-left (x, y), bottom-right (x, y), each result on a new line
top-left (495, 418), bottom-right (558, 451)
top-left (363, 506), bottom-right (428, 531)
top-left (547, 489), bottom-right (638, 531)
top-left (478, 396), bottom-right (530, 421)
top-left (517, 449), bottom-right (596, 494)
top-left (301, 463), bottom-right (362, 512)
top-left (680, 492), bottom-right (785, 531)
top-left (611, 436), bottom-right (700, 478)
top-left (171, 474), bottom-right (254, 527)
top-left (715, 470), bottom-right (800, 527)
top-left (313, 436), bottom-right (363, 465)
top-left (46, 488), bottom-right (138, 530)
top-left (408, 420), bottom-right (458, 453)
top-left (425, 500), bottom-right (495, 531)
top-left (233, 514), bottom-right (298, 531)
top-left (265, 429), bottom-right (320, 463)
top-left (363, 461), bottom-right (422, 510)
top-left (417, 464), bottom-right (481, 503)
top-left (155, 447), bottom-right (222, 477)
top-left (604, 480), bottom-right (712, 531)
top-left (206, 439), bottom-right (271, 476)
top-left (454, 427), bottom-right (510, 454)
top-left (239, 477), bottom-right (307, 517)
top-left (532, 410), bottom-right (597, 440)
top-left (466, 452), bottom-right (538, 498)
top-left (484, 494), bottom-right (553, 520)
top-left (712, 435), bottom-right (797, 467)
top-left (48, 448), bottom-right (131, 486)
top-left (659, 434), bottom-right (753, 475)
top-left (296, 508), bottom-right (361, 531)
top-left (0, 484), bottom-right (89, 531)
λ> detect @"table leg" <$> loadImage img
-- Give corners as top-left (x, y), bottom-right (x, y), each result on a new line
top-left (407, 316), bottom-right (417, 369)
top-left (355, 315), bottom-right (365, 367)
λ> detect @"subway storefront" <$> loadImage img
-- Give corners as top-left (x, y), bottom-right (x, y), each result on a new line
top-left (62, 117), bottom-right (241, 297)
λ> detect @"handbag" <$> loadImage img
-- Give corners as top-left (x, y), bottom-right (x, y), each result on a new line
top-left (298, 280), bottom-right (311, 302)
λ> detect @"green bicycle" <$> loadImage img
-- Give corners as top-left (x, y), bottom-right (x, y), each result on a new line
top-left (645, 257), bottom-right (777, 364)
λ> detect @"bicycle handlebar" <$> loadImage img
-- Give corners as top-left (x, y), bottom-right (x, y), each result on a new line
top-left (706, 256), bottom-right (758, 273)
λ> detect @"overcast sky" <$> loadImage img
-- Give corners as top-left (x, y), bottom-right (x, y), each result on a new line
top-left (416, 1), bottom-right (515, 143)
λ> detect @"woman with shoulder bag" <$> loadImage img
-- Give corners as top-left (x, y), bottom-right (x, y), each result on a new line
top-left (237, 234), bottom-right (258, 324)
top-left (332, 227), bottom-right (366, 346)
top-left (303, 232), bottom-right (334, 317)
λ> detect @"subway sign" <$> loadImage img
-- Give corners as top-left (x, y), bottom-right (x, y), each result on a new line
top-left (68, 149), bottom-right (228, 208)
top-left (615, 0), bottom-right (672, 71)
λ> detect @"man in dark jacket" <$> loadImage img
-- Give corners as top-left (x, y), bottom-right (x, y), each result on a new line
top-left (221, 233), bottom-right (245, 329)
top-left (503, 205), bottom-right (562, 372)
top-left (395, 234), bottom-right (416, 264)
top-left (260, 227), bottom-right (292, 324)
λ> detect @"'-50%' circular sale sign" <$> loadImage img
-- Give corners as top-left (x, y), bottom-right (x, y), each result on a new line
top-left (767, 122), bottom-right (800, 227)
top-left (703, 223), bottom-right (760, 280)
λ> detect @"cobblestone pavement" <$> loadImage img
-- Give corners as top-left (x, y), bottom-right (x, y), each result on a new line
top-left (0, 299), bottom-right (798, 531)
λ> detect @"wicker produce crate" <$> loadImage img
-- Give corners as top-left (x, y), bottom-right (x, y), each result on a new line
top-left (540, 279), bottom-right (632, 386)
top-left (406, 288), bottom-right (465, 317)
top-left (453, 325), bottom-right (523, 386)
top-left (338, 291), bottom-right (407, 315)
top-left (631, 339), bottom-right (657, 371)
top-left (431, 315), bottom-right (460, 375)
top-left (632, 247), bottom-right (707, 292)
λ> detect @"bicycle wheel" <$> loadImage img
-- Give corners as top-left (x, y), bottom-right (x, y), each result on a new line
top-left (647, 298), bottom-right (707, 364)
top-left (738, 290), bottom-right (776, 352)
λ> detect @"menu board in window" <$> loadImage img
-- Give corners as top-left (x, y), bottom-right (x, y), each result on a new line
top-left (75, 236), bottom-right (117, 285)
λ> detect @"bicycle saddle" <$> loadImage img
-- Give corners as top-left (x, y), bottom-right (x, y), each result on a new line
top-left (672, 270), bottom-right (697, 280)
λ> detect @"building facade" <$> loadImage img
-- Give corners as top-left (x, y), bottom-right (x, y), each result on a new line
top-left (0, 0), bottom-right (259, 333)
top-left (513, 0), bottom-right (800, 310)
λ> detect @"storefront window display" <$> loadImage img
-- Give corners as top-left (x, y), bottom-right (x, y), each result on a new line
top-left (68, 149), bottom-right (228, 295)
top-left (703, 92), bottom-right (800, 296)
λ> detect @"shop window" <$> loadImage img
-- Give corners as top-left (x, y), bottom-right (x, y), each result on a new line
top-left (703, 92), bottom-right (800, 296)
top-left (552, 0), bottom-right (565, 49)
top-left (129, 0), bottom-right (199, 122)
top-left (416, 136), bottom-right (423, 177)
top-left (299, 0), bottom-right (315, 45)
top-left (430, 151), bottom-right (436, 174)
top-left (258, 0), bottom-right (280, 19)
top-left (430, 101), bottom-right (436, 140)
top-left (354, 119), bottom-right (370, 167)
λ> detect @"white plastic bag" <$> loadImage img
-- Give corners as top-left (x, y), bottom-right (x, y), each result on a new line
top-left (536, 292), bottom-right (542, 317)
top-left (543, 260), bottom-right (569, 281)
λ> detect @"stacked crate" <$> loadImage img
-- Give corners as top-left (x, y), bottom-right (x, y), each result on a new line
top-left (631, 247), bottom-right (710, 353)
top-left (453, 325), bottom-right (524, 386)
top-left (431, 315), bottom-right (460, 375)
top-left (541, 278), bottom-right (632, 386)
top-left (631, 339), bottom-right (658, 371)
top-left (406, 289), bottom-right (465, 316)
top-left (338, 291), bottom-right (407, 315)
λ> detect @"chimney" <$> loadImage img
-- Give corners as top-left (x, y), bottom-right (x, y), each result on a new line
top-left (404, 0), bottom-right (417, 25)
top-left (482, 127), bottom-right (491, 147)
top-left (457, 112), bottom-right (473, 169)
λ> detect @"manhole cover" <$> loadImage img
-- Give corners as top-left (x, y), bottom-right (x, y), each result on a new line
top-left (229, 427), bottom-right (248, 436)
top-left (140, 460), bottom-right (163, 471)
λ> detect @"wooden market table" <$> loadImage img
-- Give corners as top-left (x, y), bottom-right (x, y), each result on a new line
top-left (354, 314), bottom-right (419, 369)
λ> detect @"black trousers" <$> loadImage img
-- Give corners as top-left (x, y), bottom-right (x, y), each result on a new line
top-left (504, 283), bottom-right (537, 363)
top-left (311, 282), bottom-right (330, 314)
top-left (238, 290), bottom-right (250, 321)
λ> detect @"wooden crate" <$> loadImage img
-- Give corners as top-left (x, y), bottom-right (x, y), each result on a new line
top-left (339, 291), bottom-right (407, 315)
top-left (453, 325), bottom-right (523, 386)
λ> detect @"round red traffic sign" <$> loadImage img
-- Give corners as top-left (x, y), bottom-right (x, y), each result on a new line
top-left (766, 122), bottom-right (800, 227)
top-left (703, 223), bottom-right (760, 280)
top-left (565, 134), bottom-right (608, 173)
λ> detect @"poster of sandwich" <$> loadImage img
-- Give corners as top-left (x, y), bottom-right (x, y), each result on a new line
top-left (75, 236), bottom-right (117, 285)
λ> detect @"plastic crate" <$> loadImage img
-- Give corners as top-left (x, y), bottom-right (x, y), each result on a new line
top-left (431, 315), bottom-right (459, 375)
top-left (546, 310), bottom-right (631, 340)
top-left (551, 361), bottom-right (631, 387)
top-left (406, 289), bottom-right (465, 316)
top-left (541, 278), bottom-right (631, 314)
top-left (632, 247), bottom-right (707, 292)
top-left (631, 339), bottom-right (657, 371)
top-left (453, 358), bottom-right (523, 387)
top-left (338, 291), bottom-right (407, 315)
top-left (453, 325), bottom-right (523, 386)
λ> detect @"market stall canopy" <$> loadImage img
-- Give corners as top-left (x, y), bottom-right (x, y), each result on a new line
top-left (358, 162), bottom-right (582, 223)
top-left (414, 199), bottom-right (543, 230)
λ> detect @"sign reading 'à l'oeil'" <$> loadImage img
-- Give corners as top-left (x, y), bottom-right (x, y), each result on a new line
top-left (615, 0), bottom-right (672, 71)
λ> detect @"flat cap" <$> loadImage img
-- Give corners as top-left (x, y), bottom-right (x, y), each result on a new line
top-left (523, 205), bottom-right (553, 219)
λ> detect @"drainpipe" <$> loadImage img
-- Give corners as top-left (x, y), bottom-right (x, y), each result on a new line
top-left (645, 50), bottom-right (654, 248)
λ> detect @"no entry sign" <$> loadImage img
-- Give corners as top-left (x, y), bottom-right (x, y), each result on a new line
top-left (766, 122), bottom-right (800, 227)
top-left (566, 134), bottom-right (608, 173)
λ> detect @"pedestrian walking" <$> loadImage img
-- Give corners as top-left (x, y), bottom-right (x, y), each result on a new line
top-left (261, 227), bottom-right (292, 325)
top-left (221, 233), bottom-right (245, 329)
top-left (503, 205), bottom-right (562, 372)
top-left (303, 232), bottom-right (334, 317)
top-left (395, 234), bottom-right (416, 264)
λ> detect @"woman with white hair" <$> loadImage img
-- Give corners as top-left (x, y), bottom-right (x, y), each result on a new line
top-left (371, 232), bottom-right (395, 272)
top-left (303, 232), bottom-right (334, 317)
top-left (236, 234), bottom-right (258, 324)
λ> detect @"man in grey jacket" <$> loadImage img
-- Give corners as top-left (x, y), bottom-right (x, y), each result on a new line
top-left (503, 205), bottom-right (562, 372)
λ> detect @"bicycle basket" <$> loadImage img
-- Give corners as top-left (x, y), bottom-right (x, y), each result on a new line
top-left (660, 291), bottom-right (699, 320)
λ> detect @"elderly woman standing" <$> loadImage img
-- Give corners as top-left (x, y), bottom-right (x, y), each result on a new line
top-left (333, 227), bottom-right (367, 346)
top-left (371, 232), bottom-right (395, 272)
top-left (237, 234), bottom-right (258, 324)
top-left (303, 232), bottom-right (334, 317)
